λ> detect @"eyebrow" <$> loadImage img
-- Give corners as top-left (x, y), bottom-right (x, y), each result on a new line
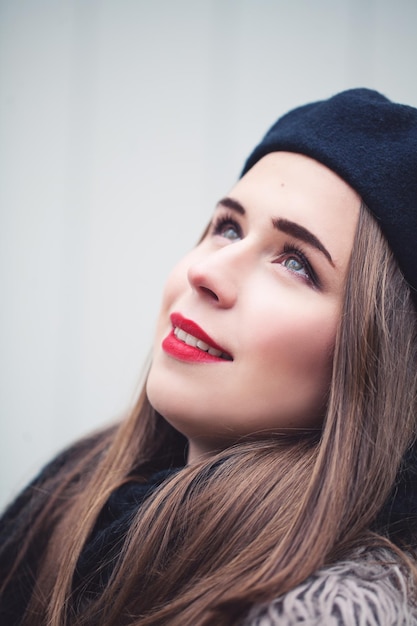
top-left (217, 196), bottom-right (334, 267)
top-left (217, 197), bottom-right (246, 215)
top-left (273, 218), bottom-right (334, 267)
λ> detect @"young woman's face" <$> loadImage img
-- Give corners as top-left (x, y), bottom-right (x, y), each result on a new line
top-left (147, 152), bottom-right (360, 463)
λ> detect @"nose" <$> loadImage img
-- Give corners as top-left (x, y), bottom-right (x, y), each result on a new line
top-left (187, 244), bottom-right (243, 308)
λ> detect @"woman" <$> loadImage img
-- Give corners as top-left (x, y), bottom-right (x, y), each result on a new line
top-left (1, 88), bottom-right (417, 625)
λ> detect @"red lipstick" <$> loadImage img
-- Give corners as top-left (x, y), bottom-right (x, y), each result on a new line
top-left (162, 312), bottom-right (232, 363)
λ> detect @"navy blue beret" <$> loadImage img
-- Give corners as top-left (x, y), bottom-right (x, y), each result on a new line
top-left (241, 88), bottom-right (417, 296)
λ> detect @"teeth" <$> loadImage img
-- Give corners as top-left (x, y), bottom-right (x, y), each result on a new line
top-left (185, 334), bottom-right (197, 347)
top-left (173, 327), bottom-right (231, 360)
top-left (177, 328), bottom-right (187, 342)
top-left (208, 347), bottom-right (222, 357)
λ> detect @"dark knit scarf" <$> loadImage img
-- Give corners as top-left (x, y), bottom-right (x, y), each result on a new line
top-left (73, 468), bottom-right (179, 599)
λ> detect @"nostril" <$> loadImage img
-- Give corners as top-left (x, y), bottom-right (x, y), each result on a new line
top-left (199, 286), bottom-right (219, 301)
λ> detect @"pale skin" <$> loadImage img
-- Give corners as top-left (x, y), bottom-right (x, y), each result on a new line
top-left (147, 152), bottom-right (360, 464)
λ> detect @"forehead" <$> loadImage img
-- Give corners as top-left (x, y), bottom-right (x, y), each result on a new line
top-left (235, 152), bottom-right (360, 216)
top-left (229, 152), bottom-right (360, 268)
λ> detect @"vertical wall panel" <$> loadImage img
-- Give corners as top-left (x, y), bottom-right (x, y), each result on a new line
top-left (1, 0), bottom-right (416, 509)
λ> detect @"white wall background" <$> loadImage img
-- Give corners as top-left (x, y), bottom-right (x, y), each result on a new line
top-left (1, 0), bottom-right (417, 510)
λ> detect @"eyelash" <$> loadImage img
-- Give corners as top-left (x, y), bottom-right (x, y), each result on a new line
top-left (211, 213), bottom-right (242, 239)
top-left (278, 244), bottom-right (319, 288)
top-left (210, 213), bottom-right (319, 288)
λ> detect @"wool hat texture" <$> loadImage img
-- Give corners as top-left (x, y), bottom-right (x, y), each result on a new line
top-left (241, 88), bottom-right (417, 297)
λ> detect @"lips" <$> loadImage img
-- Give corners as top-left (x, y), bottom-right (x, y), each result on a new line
top-left (162, 312), bottom-right (233, 363)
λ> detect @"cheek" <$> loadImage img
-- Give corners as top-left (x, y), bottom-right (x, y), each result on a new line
top-left (155, 256), bottom-right (192, 328)
top-left (256, 312), bottom-right (336, 375)
top-left (241, 307), bottom-right (338, 419)
top-left (162, 260), bottom-right (189, 305)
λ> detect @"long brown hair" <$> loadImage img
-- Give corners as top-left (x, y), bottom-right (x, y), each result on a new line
top-left (2, 203), bottom-right (417, 625)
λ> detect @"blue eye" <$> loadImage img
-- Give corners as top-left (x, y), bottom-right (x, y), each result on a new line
top-left (282, 256), bottom-right (309, 277)
top-left (212, 214), bottom-right (242, 241)
top-left (221, 225), bottom-right (240, 241)
top-left (278, 244), bottom-right (319, 287)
